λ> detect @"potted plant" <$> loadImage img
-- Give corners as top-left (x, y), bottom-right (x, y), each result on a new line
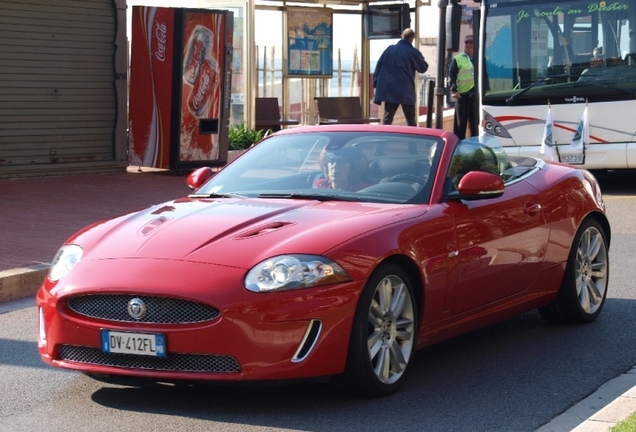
top-left (227, 123), bottom-right (271, 163)
top-left (228, 123), bottom-right (269, 150)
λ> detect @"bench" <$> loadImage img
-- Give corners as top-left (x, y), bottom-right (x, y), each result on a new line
top-left (315, 97), bottom-right (380, 125)
top-left (255, 97), bottom-right (299, 133)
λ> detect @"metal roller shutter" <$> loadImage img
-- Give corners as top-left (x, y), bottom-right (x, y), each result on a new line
top-left (0, 0), bottom-right (123, 178)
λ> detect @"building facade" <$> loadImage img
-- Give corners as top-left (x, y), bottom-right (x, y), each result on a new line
top-left (0, 0), bottom-right (127, 178)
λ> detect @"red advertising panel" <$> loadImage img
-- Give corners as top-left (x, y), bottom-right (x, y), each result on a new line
top-left (129, 7), bottom-right (175, 169)
top-left (177, 11), bottom-right (226, 163)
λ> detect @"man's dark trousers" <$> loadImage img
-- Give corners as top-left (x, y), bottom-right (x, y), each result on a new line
top-left (383, 102), bottom-right (417, 126)
top-left (454, 93), bottom-right (478, 139)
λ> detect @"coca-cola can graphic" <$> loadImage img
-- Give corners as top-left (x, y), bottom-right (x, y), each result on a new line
top-left (187, 57), bottom-right (219, 117)
top-left (182, 25), bottom-right (213, 85)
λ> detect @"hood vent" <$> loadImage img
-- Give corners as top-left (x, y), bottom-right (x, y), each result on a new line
top-left (138, 216), bottom-right (171, 237)
top-left (235, 221), bottom-right (294, 239)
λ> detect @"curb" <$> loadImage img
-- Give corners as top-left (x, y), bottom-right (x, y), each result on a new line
top-left (0, 264), bottom-right (49, 303)
top-left (535, 367), bottom-right (636, 431)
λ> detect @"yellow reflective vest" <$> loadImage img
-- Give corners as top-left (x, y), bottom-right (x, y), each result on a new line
top-left (454, 52), bottom-right (474, 94)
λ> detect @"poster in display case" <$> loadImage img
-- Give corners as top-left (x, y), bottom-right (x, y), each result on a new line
top-left (286, 7), bottom-right (333, 77)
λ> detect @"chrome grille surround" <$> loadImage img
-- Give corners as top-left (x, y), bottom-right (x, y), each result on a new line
top-left (59, 345), bottom-right (240, 373)
top-left (67, 294), bottom-right (220, 324)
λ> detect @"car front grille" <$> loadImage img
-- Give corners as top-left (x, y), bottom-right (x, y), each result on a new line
top-left (59, 345), bottom-right (241, 373)
top-left (67, 294), bottom-right (220, 324)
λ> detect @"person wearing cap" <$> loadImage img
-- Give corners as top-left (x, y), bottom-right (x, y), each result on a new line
top-left (314, 147), bottom-right (370, 191)
top-left (373, 28), bottom-right (429, 127)
top-left (590, 46), bottom-right (604, 67)
top-left (449, 34), bottom-right (478, 139)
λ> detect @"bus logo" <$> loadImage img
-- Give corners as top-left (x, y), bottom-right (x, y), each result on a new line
top-left (565, 96), bottom-right (585, 103)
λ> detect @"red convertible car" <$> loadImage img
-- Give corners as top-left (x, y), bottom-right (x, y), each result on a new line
top-left (37, 125), bottom-right (610, 396)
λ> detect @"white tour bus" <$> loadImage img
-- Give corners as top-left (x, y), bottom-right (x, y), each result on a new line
top-left (476, 0), bottom-right (636, 168)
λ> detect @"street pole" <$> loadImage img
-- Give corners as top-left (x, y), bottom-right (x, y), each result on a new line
top-left (434, 0), bottom-right (448, 129)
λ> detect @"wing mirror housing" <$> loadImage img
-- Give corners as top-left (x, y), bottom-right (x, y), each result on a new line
top-left (448, 171), bottom-right (505, 201)
top-left (187, 167), bottom-right (214, 190)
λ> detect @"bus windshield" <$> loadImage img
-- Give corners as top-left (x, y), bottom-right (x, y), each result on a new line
top-left (483, 0), bottom-right (636, 105)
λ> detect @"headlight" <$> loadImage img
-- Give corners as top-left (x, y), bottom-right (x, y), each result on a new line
top-left (245, 255), bottom-right (350, 293)
top-left (48, 244), bottom-right (83, 281)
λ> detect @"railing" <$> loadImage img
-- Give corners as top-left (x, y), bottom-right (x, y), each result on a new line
top-left (256, 46), bottom-right (361, 97)
top-left (256, 45), bottom-right (439, 126)
top-left (256, 45), bottom-right (365, 125)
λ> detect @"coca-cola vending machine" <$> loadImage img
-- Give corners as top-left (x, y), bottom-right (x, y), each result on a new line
top-left (129, 7), bottom-right (233, 171)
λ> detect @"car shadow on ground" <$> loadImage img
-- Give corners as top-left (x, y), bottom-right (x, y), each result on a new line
top-left (592, 169), bottom-right (636, 195)
top-left (85, 298), bottom-right (636, 432)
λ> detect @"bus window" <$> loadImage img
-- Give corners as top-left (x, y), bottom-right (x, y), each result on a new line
top-left (483, 0), bottom-right (636, 99)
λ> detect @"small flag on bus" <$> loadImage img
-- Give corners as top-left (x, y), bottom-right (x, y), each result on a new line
top-left (541, 106), bottom-right (556, 161)
top-left (570, 104), bottom-right (589, 151)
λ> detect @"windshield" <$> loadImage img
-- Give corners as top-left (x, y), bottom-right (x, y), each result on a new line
top-left (483, 0), bottom-right (636, 104)
top-left (194, 131), bottom-right (443, 204)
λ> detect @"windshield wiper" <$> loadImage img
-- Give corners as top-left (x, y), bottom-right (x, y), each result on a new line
top-left (506, 74), bottom-right (569, 105)
top-left (188, 192), bottom-right (247, 199)
top-left (257, 193), bottom-right (362, 202)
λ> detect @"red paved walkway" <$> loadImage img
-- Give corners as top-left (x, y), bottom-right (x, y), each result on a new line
top-left (0, 168), bottom-right (190, 272)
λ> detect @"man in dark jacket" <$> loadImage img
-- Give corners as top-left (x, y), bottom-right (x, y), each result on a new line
top-left (373, 28), bottom-right (429, 126)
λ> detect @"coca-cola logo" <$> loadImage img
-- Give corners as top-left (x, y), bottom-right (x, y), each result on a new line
top-left (155, 22), bottom-right (167, 62)
top-left (193, 73), bottom-right (210, 109)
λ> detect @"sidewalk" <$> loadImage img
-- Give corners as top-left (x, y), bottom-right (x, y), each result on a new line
top-left (0, 167), bottom-right (188, 302)
top-left (0, 167), bottom-right (635, 431)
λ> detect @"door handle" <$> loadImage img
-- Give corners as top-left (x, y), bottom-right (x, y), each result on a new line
top-left (524, 202), bottom-right (542, 216)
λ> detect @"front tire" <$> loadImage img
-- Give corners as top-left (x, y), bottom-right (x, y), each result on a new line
top-left (539, 218), bottom-right (609, 324)
top-left (334, 263), bottom-right (418, 397)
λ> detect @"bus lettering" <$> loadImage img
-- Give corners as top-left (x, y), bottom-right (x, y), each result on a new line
top-left (516, 10), bottom-right (530, 24)
top-left (534, 7), bottom-right (562, 18)
top-left (588, 2), bottom-right (628, 13)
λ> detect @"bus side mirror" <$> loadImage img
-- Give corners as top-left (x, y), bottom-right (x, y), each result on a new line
top-left (446, 1), bottom-right (462, 52)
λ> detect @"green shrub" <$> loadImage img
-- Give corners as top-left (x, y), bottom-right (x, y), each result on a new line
top-left (228, 123), bottom-right (269, 150)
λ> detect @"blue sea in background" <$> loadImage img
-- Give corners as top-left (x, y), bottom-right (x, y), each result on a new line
top-left (257, 58), bottom-right (378, 95)
top-left (255, 57), bottom-right (436, 105)
top-left (257, 58), bottom-right (377, 73)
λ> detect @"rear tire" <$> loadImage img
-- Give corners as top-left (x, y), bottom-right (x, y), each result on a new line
top-left (333, 263), bottom-right (418, 397)
top-left (538, 218), bottom-right (609, 324)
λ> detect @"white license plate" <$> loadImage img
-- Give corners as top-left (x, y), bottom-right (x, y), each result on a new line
top-left (101, 330), bottom-right (166, 357)
top-left (561, 154), bottom-right (585, 164)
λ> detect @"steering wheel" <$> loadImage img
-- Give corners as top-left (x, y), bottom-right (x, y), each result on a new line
top-left (388, 174), bottom-right (427, 187)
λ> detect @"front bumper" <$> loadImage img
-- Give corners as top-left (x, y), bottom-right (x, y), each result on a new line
top-left (37, 258), bottom-right (364, 382)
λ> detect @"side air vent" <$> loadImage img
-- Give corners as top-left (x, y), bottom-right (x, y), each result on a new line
top-left (292, 319), bottom-right (322, 363)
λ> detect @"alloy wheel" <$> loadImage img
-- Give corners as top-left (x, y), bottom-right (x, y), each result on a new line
top-left (366, 275), bottom-right (415, 385)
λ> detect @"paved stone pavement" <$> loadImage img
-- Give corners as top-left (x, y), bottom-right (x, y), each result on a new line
top-left (1, 166), bottom-right (635, 432)
top-left (0, 167), bottom-right (189, 301)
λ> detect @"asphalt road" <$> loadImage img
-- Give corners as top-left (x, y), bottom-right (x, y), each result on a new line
top-left (1, 170), bottom-right (635, 432)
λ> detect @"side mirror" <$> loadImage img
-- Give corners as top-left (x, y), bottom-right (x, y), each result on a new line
top-left (187, 167), bottom-right (214, 190)
top-left (449, 171), bottom-right (505, 201)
